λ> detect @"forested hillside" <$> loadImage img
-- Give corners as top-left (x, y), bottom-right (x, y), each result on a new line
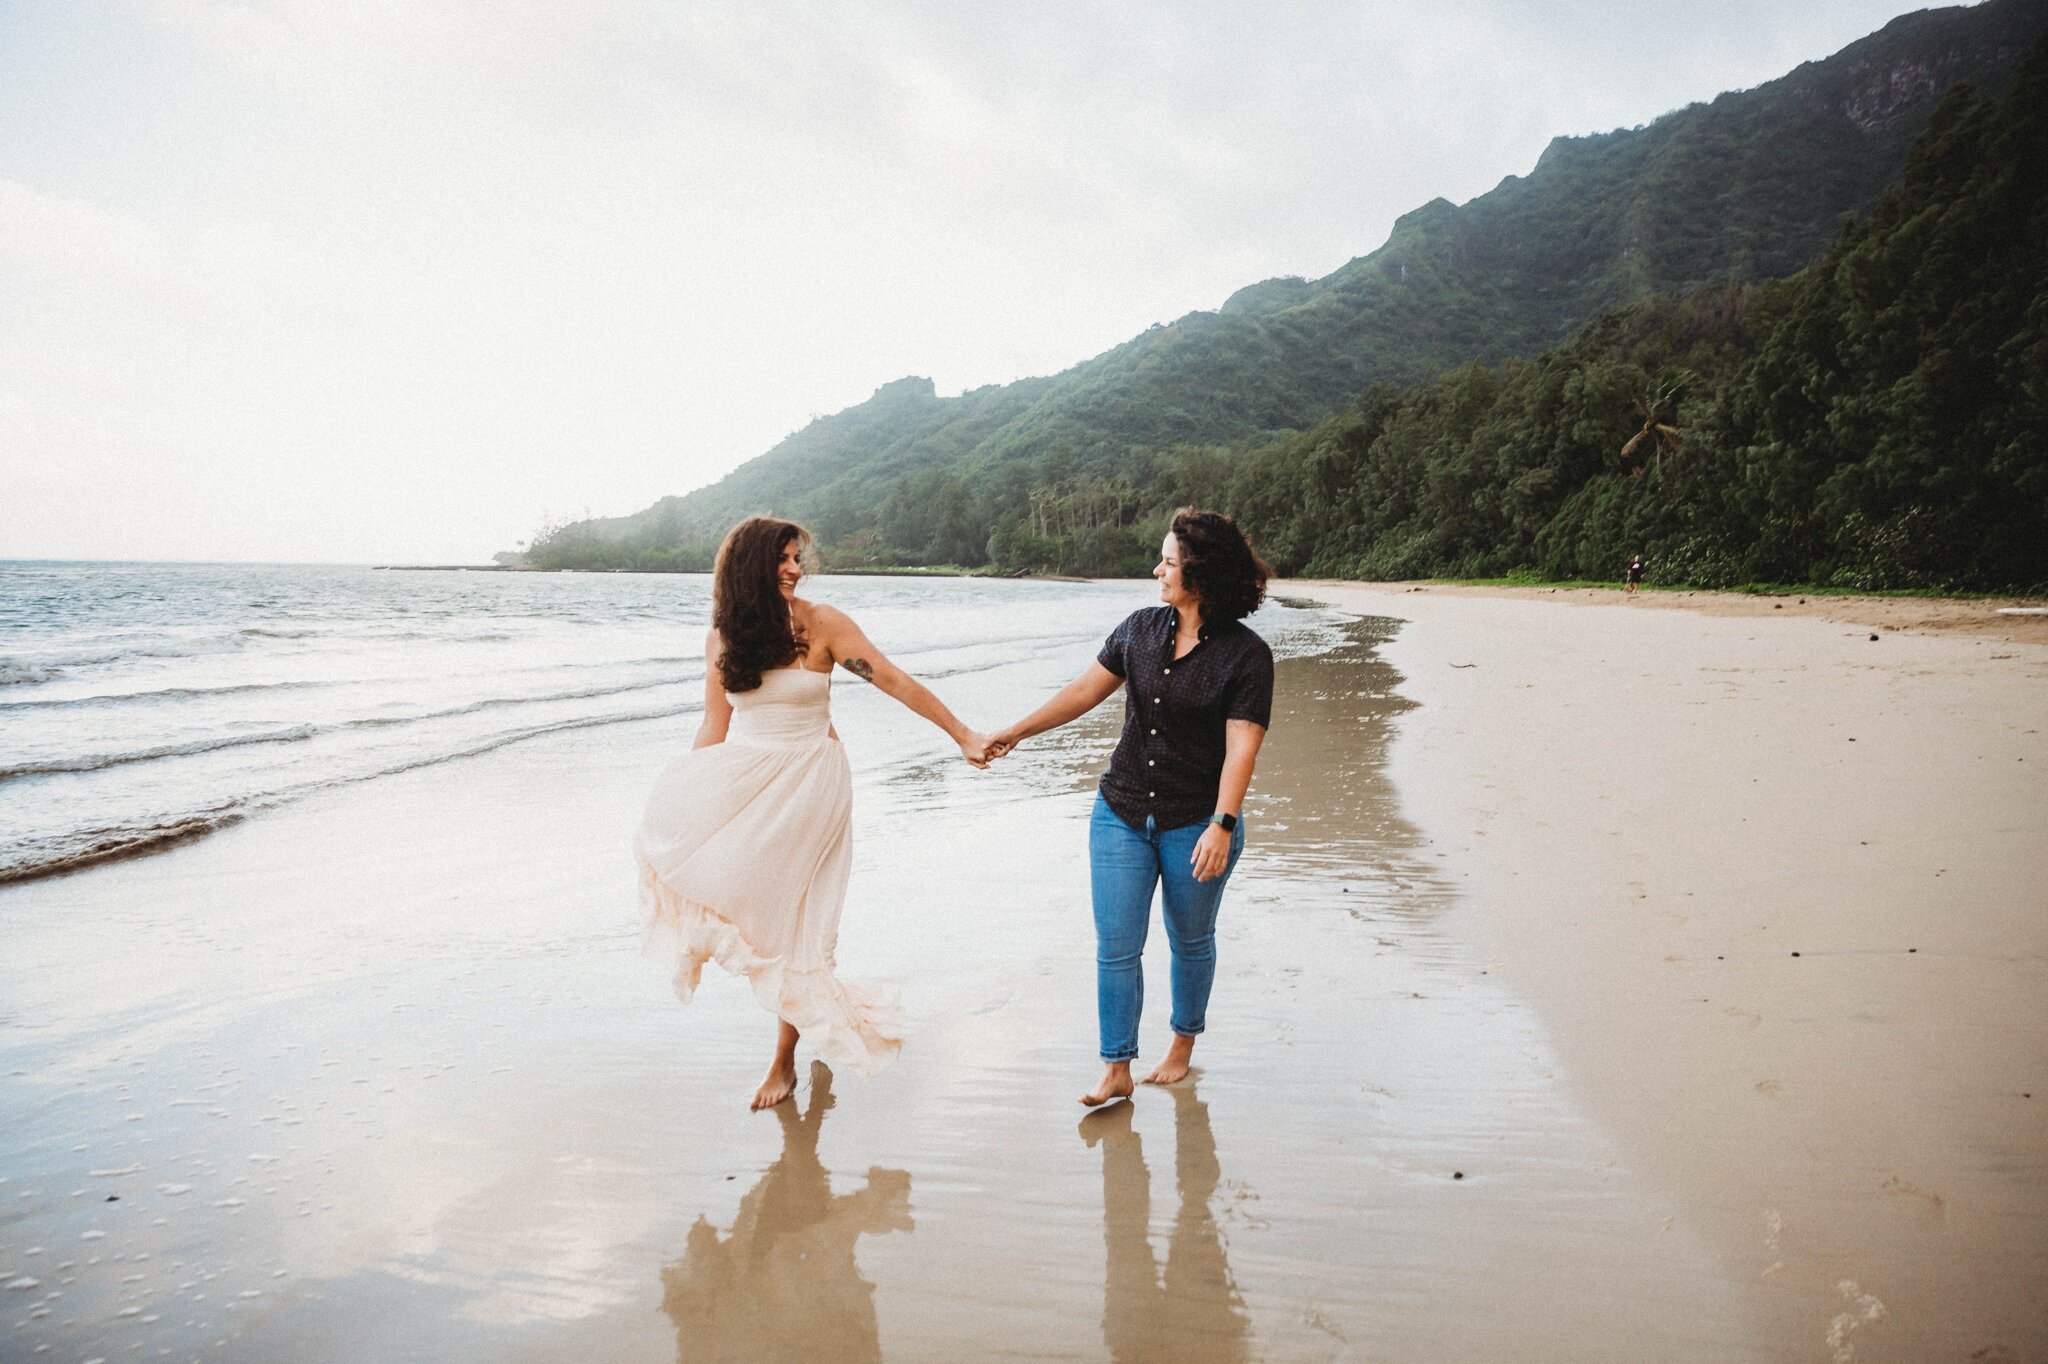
top-left (1200, 39), bottom-right (2046, 592)
top-left (528, 0), bottom-right (2047, 590)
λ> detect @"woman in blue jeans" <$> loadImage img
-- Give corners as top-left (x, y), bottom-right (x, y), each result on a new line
top-left (992, 508), bottom-right (1274, 1106)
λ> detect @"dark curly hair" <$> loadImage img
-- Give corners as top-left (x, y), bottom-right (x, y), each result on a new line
top-left (712, 516), bottom-right (811, 693)
top-left (1170, 507), bottom-right (1271, 625)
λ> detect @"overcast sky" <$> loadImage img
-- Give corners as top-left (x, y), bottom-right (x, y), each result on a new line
top-left (2, 0), bottom-right (1945, 564)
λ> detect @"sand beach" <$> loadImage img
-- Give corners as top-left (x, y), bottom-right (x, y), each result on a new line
top-left (2, 582), bottom-right (2042, 1362)
top-left (1290, 582), bottom-right (2048, 1362)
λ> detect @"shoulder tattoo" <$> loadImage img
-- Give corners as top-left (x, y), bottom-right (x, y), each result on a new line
top-left (840, 656), bottom-right (876, 684)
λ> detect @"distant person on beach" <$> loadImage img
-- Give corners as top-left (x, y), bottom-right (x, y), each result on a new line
top-left (989, 508), bottom-right (1274, 1107)
top-left (1625, 554), bottom-right (1646, 593)
top-left (635, 516), bottom-right (997, 1110)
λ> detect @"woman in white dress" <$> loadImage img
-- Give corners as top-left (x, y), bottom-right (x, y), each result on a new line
top-left (637, 516), bottom-right (995, 1109)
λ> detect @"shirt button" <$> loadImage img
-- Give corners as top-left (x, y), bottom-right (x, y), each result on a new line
top-left (1147, 760), bottom-right (1154, 767)
top-left (1148, 791), bottom-right (1156, 797)
top-left (1163, 667), bottom-right (1171, 674)
top-left (1149, 728), bottom-right (1156, 735)
top-left (1153, 697), bottom-right (1161, 704)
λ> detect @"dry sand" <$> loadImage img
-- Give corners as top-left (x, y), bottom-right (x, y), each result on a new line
top-left (1345, 580), bottom-right (2048, 642)
top-left (2, 584), bottom-right (2041, 1362)
top-left (1291, 581), bottom-right (2048, 1363)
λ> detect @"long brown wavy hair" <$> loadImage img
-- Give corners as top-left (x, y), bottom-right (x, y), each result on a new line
top-left (1170, 507), bottom-right (1272, 624)
top-left (712, 516), bottom-right (812, 693)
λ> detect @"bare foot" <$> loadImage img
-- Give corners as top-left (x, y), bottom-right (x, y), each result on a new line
top-left (1141, 1035), bottom-right (1196, 1086)
top-left (1080, 1062), bottom-right (1134, 1107)
top-left (751, 1058), bottom-right (799, 1110)
top-left (1077, 1094), bottom-right (1136, 1147)
top-left (749, 1020), bottom-right (801, 1111)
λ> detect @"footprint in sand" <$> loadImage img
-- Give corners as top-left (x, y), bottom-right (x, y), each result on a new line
top-left (1303, 1306), bottom-right (1348, 1344)
top-left (1755, 1079), bottom-right (1784, 1096)
top-left (1725, 1007), bottom-right (1762, 1030)
top-left (1879, 1175), bottom-right (1945, 1215)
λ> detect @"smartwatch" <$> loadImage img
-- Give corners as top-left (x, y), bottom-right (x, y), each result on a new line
top-left (1209, 812), bottom-right (1238, 832)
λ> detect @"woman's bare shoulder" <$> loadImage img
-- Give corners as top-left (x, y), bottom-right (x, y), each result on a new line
top-left (799, 600), bottom-right (857, 638)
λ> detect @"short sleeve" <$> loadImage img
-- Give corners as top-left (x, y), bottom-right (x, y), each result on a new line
top-left (1223, 638), bottom-right (1273, 728)
top-left (1097, 613), bottom-right (1134, 678)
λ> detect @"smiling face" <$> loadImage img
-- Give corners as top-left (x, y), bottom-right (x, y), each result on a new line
top-left (1154, 530), bottom-right (1194, 611)
top-left (776, 537), bottom-right (804, 600)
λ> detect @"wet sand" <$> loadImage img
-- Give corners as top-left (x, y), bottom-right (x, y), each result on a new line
top-left (2, 590), bottom-right (2042, 1361)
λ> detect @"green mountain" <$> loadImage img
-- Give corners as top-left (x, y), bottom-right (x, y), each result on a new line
top-left (529, 0), bottom-right (2046, 573)
top-left (1201, 28), bottom-right (2048, 592)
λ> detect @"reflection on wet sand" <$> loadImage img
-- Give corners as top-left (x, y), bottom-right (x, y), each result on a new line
top-left (661, 1062), bottom-right (911, 1363)
top-left (1083, 1082), bottom-right (1250, 1364)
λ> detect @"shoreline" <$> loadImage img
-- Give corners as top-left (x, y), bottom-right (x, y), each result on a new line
top-left (374, 564), bottom-right (1093, 582)
top-left (381, 559), bottom-right (2048, 614)
top-left (0, 601), bottom-right (1774, 1360)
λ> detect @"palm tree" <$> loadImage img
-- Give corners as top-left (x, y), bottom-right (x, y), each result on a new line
top-left (1620, 371), bottom-right (1692, 476)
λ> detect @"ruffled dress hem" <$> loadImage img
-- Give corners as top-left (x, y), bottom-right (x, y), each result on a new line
top-left (639, 856), bottom-right (903, 1079)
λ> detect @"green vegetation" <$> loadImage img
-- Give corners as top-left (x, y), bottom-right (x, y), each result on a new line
top-left (1210, 39), bottom-right (2047, 592)
top-left (528, 1), bottom-right (2047, 593)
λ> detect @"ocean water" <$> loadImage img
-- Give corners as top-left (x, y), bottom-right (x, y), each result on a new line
top-left (0, 562), bottom-right (1348, 884)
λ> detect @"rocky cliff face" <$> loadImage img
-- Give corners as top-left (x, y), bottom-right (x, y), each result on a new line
top-left (1801, 0), bottom-right (2046, 132)
top-left (1841, 57), bottom-right (1953, 130)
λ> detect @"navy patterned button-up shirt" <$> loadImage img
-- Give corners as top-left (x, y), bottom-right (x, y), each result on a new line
top-left (1095, 606), bottom-right (1273, 831)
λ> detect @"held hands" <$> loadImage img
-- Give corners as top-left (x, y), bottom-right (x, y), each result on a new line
top-left (957, 728), bottom-right (1020, 769)
top-left (1190, 822), bottom-right (1233, 882)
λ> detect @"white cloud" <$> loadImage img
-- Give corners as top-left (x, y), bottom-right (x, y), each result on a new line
top-left (0, 0), bottom-right (1944, 563)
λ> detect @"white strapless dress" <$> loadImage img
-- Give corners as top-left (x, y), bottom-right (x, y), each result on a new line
top-left (636, 668), bottom-right (902, 1076)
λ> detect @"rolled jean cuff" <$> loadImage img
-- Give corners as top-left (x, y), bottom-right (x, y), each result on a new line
top-left (1100, 1048), bottom-right (1139, 1063)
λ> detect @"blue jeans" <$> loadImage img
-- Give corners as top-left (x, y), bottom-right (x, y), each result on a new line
top-left (1089, 795), bottom-right (1245, 1063)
